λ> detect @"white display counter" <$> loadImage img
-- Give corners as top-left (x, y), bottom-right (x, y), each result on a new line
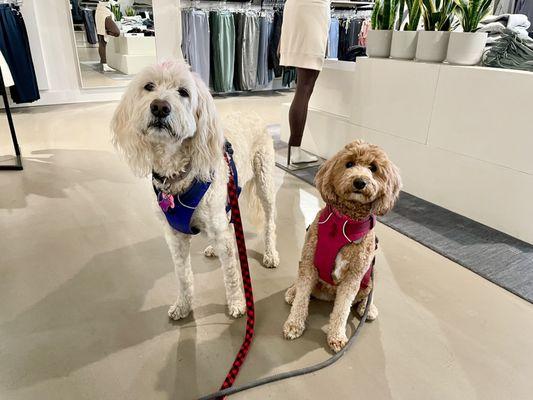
top-left (281, 57), bottom-right (533, 244)
top-left (107, 36), bottom-right (157, 75)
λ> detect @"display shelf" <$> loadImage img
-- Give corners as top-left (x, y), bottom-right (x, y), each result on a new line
top-left (282, 57), bottom-right (533, 244)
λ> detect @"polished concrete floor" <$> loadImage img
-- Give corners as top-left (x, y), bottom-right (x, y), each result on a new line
top-left (1, 96), bottom-right (532, 400)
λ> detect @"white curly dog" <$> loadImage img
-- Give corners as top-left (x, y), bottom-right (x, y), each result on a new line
top-left (111, 61), bottom-right (279, 320)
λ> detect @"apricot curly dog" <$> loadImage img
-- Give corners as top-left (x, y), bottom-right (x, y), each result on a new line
top-left (283, 140), bottom-right (401, 352)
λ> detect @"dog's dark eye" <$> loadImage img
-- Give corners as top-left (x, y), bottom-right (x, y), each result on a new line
top-left (369, 163), bottom-right (378, 173)
top-left (144, 82), bottom-right (155, 91)
top-left (345, 161), bottom-right (355, 168)
top-left (177, 88), bottom-right (189, 98)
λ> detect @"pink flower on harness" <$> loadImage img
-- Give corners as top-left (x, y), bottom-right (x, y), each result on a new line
top-left (314, 206), bottom-right (376, 287)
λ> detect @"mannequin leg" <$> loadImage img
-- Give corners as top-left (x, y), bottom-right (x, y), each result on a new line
top-left (287, 67), bottom-right (320, 164)
top-left (98, 34), bottom-right (107, 64)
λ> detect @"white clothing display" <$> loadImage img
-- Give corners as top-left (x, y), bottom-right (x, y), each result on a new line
top-left (280, 0), bottom-right (330, 71)
top-left (0, 50), bottom-right (14, 87)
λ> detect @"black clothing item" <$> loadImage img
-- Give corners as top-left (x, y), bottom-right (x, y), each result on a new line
top-left (233, 12), bottom-right (246, 91)
top-left (345, 45), bottom-right (366, 61)
top-left (82, 9), bottom-right (97, 44)
top-left (268, 10), bottom-right (283, 78)
top-left (347, 19), bottom-right (362, 49)
top-left (338, 18), bottom-right (348, 61)
top-left (339, 18), bottom-right (363, 61)
top-left (71, 0), bottom-right (83, 24)
top-left (0, 4), bottom-right (39, 103)
top-left (282, 67), bottom-right (296, 87)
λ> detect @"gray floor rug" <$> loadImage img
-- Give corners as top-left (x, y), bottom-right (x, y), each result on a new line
top-left (274, 140), bottom-right (533, 304)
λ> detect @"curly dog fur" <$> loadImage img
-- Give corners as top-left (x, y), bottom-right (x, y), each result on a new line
top-left (283, 140), bottom-right (401, 352)
top-left (111, 61), bottom-right (279, 320)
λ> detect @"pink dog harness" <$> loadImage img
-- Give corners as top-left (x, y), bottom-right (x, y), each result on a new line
top-left (314, 206), bottom-right (376, 287)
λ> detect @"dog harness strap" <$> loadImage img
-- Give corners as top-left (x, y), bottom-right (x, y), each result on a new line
top-left (152, 140), bottom-right (241, 235)
top-left (153, 179), bottom-right (211, 235)
top-left (314, 206), bottom-right (376, 286)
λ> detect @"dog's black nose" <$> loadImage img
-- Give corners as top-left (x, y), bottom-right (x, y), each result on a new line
top-left (354, 179), bottom-right (366, 190)
top-left (150, 99), bottom-right (171, 118)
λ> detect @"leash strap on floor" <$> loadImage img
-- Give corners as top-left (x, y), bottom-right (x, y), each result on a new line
top-left (211, 152), bottom-right (256, 400)
top-left (199, 270), bottom-right (375, 400)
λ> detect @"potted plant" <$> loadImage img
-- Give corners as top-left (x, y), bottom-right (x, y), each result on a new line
top-left (447, 0), bottom-right (491, 65)
top-left (367, 0), bottom-right (399, 58)
top-left (391, 0), bottom-right (422, 59)
top-left (416, 0), bottom-right (457, 62)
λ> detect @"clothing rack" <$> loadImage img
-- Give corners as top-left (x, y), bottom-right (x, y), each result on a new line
top-left (0, 68), bottom-right (22, 171)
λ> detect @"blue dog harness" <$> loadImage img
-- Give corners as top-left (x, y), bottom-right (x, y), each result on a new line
top-left (152, 141), bottom-right (240, 235)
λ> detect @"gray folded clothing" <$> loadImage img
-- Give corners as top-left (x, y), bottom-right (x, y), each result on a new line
top-left (483, 28), bottom-right (533, 71)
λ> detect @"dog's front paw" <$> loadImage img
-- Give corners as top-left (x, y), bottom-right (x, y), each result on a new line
top-left (283, 318), bottom-right (305, 340)
top-left (356, 302), bottom-right (379, 321)
top-left (168, 301), bottom-right (191, 321)
top-left (262, 251), bottom-right (280, 269)
top-left (203, 245), bottom-right (217, 258)
top-left (228, 298), bottom-right (246, 318)
top-left (284, 285), bottom-right (296, 305)
top-left (327, 331), bottom-right (348, 353)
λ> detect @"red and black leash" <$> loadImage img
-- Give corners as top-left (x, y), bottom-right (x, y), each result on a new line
top-left (215, 152), bottom-right (256, 400)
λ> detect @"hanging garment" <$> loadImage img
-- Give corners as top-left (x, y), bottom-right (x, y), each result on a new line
top-left (0, 50), bottom-right (14, 87)
top-left (0, 4), bottom-right (39, 103)
top-left (282, 66), bottom-right (296, 87)
top-left (233, 12), bottom-right (245, 90)
top-left (268, 10), bottom-right (283, 77)
top-left (328, 17), bottom-right (339, 58)
top-left (280, 0), bottom-right (330, 71)
top-left (257, 15), bottom-right (273, 87)
top-left (338, 18), bottom-right (348, 60)
top-left (359, 18), bottom-right (370, 46)
top-left (82, 9), bottom-right (97, 45)
top-left (210, 10), bottom-right (235, 93)
top-left (95, 1), bottom-right (113, 42)
top-left (181, 9), bottom-right (190, 64)
top-left (515, 0), bottom-right (533, 32)
top-left (494, 0), bottom-right (517, 15)
top-left (235, 12), bottom-right (259, 90)
top-left (347, 18), bottom-right (362, 49)
top-left (188, 10), bottom-right (210, 85)
top-left (71, 0), bottom-right (84, 24)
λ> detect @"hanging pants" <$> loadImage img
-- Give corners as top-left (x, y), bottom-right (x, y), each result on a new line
top-left (0, 4), bottom-right (39, 103)
top-left (328, 17), bottom-right (339, 59)
top-left (257, 16), bottom-right (273, 87)
top-left (82, 9), bottom-right (97, 44)
top-left (188, 10), bottom-right (210, 85)
top-left (210, 11), bottom-right (235, 93)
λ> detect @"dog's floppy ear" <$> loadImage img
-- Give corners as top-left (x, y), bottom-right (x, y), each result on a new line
top-left (372, 159), bottom-right (402, 216)
top-left (314, 155), bottom-right (339, 205)
top-left (190, 73), bottom-right (224, 181)
top-left (111, 84), bottom-right (152, 177)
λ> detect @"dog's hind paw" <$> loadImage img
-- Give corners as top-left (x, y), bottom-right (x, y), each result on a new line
top-left (283, 319), bottom-right (305, 340)
top-left (168, 302), bottom-right (191, 321)
top-left (262, 251), bottom-right (280, 268)
top-left (327, 332), bottom-right (348, 353)
top-left (356, 302), bottom-right (379, 321)
top-left (284, 285), bottom-right (296, 305)
top-left (203, 245), bottom-right (217, 258)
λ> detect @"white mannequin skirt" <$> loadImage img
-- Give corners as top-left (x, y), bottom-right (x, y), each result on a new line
top-left (279, 0), bottom-right (330, 71)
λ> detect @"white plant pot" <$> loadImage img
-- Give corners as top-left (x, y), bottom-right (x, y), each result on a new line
top-left (367, 30), bottom-right (393, 58)
top-left (390, 30), bottom-right (418, 60)
top-left (416, 31), bottom-right (451, 62)
top-left (446, 31), bottom-right (488, 65)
